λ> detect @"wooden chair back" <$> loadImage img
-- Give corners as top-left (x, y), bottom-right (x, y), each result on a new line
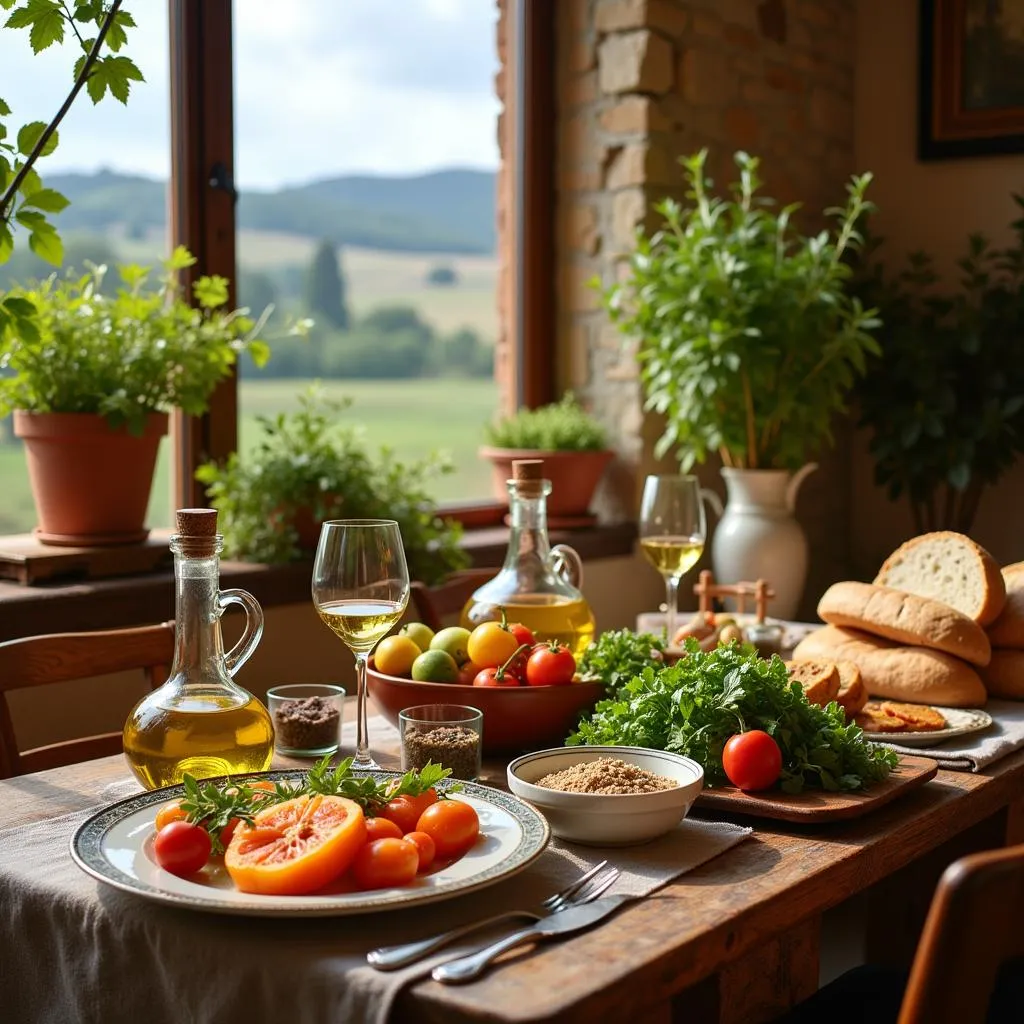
top-left (898, 842), bottom-right (1024, 1024)
top-left (409, 569), bottom-right (496, 633)
top-left (0, 622), bottom-right (176, 778)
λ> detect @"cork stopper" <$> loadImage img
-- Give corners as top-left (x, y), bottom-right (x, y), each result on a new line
top-left (511, 459), bottom-right (545, 498)
top-left (173, 508), bottom-right (219, 556)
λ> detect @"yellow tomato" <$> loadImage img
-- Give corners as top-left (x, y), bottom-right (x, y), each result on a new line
top-left (375, 635), bottom-right (421, 677)
top-left (467, 621), bottom-right (520, 669)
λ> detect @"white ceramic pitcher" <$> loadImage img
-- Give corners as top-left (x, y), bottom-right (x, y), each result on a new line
top-left (706, 464), bottom-right (817, 620)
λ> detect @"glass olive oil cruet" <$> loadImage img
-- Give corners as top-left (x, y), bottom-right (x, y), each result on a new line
top-left (460, 459), bottom-right (595, 659)
top-left (123, 509), bottom-right (274, 789)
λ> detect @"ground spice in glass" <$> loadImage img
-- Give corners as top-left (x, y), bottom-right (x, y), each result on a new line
top-left (536, 757), bottom-right (677, 794)
top-left (402, 724), bottom-right (481, 780)
top-left (273, 696), bottom-right (340, 751)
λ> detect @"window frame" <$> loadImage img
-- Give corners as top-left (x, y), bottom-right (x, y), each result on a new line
top-left (168, 0), bottom-right (555, 521)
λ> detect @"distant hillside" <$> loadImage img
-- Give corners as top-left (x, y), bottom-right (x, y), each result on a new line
top-left (45, 168), bottom-right (496, 254)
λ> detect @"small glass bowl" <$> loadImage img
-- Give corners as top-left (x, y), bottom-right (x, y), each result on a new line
top-left (399, 704), bottom-right (483, 781)
top-left (745, 621), bottom-right (785, 659)
top-left (267, 684), bottom-right (346, 757)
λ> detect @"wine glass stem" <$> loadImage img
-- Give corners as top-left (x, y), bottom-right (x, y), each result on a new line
top-left (665, 575), bottom-right (680, 645)
top-left (352, 652), bottom-right (374, 769)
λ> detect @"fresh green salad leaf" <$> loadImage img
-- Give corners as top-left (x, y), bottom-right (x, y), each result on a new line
top-left (568, 640), bottom-right (898, 793)
top-left (577, 628), bottom-right (666, 699)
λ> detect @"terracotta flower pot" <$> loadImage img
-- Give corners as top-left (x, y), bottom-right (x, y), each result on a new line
top-left (478, 446), bottom-right (615, 525)
top-left (14, 411), bottom-right (168, 547)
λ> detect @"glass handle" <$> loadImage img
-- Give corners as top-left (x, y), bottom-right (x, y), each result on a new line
top-left (551, 543), bottom-right (583, 589)
top-left (218, 588), bottom-right (265, 676)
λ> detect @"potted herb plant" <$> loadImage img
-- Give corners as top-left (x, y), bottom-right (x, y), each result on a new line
top-left (855, 206), bottom-right (1024, 537)
top-left (601, 149), bottom-right (880, 617)
top-left (480, 392), bottom-right (613, 524)
top-left (0, 247), bottom-right (270, 546)
top-left (196, 385), bottom-right (468, 585)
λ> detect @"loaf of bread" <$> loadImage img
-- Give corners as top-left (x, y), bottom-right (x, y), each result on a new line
top-left (873, 532), bottom-right (1006, 627)
top-left (979, 649), bottom-right (1024, 699)
top-left (792, 625), bottom-right (988, 708)
top-left (986, 563), bottom-right (1024, 649)
top-left (817, 581), bottom-right (991, 667)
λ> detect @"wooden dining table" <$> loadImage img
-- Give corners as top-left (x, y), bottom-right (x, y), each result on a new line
top-left (6, 735), bottom-right (1024, 1024)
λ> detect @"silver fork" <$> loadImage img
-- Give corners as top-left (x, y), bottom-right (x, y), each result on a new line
top-left (366, 860), bottom-right (613, 971)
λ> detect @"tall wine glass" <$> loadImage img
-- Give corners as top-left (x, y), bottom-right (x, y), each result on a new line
top-left (639, 475), bottom-right (707, 646)
top-left (312, 519), bottom-right (410, 770)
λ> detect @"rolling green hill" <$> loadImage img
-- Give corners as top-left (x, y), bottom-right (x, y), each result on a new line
top-left (45, 167), bottom-right (496, 254)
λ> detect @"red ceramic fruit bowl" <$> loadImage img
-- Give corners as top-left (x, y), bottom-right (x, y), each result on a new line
top-left (366, 659), bottom-right (606, 756)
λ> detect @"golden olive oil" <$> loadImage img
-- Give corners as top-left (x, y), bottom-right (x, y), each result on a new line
top-left (123, 693), bottom-right (274, 790)
top-left (461, 594), bottom-right (595, 659)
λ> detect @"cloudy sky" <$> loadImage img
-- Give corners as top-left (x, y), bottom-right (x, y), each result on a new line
top-left (0, 0), bottom-right (500, 189)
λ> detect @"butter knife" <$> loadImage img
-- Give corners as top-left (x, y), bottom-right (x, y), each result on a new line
top-left (431, 893), bottom-right (632, 984)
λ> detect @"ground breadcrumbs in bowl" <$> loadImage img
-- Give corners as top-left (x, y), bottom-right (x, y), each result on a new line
top-left (535, 756), bottom-right (678, 795)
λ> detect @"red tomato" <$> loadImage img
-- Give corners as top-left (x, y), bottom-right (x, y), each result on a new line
top-left (415, 799), bottom-right (480, 859)
top-left (351, 838), bottom-right (420, 890)
top-left (380, 789), bottom-right (438, 834)
top-left (218, 817), bottom-right (242, 849)
top-left (457, 660), bottom-right (483, 685)
top-left (525, 641), bottom-right (576, 686)
top-left (365, 816), bottom-right (404, 842)
top-left (508, 622), bottom-right (536, 649)
top-left (153, 820), bottom-right (212, 876)
top-left (154, 800), bottom-right (188, 832)
top-left (403, 830), bottom-right (436, 872)
top-left (722, 730), bottom-right (783, 791)
top-left (473, 665), bottom-right (521, 687)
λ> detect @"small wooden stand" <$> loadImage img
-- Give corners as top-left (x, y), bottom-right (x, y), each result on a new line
top-left (693, 569), bottom-right (775, 624)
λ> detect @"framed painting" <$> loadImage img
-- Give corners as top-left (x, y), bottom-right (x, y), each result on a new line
top-left (919, 0), bottom-right (1024, 159)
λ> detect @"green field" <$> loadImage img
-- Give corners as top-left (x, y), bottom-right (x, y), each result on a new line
top-left (0, 378), bottom-right (499, 535)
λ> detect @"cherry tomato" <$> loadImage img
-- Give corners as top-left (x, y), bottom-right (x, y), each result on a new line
top-left (153, 820), bottom-right (212, 876)
top-left (508, 622), bottom-right (536, 649)
top-left (473, 665), bottom-right (521, 687)
top-left (525, 641), bottom-right (576, 686)
top-left (154, 800), bottom-right (188, 831)
top-left (365, 816), bottom-right (404, 842)
top-left (467, 621), bottom-right (519, 669)
top-left (218, 817), bottom-right (242, 848)
top-left (351, 838), bottom-right (420, 890)
top-left (381, 789), bottom-right (438, 834)
top-left (403, 830), bottom-right (436, 872)
top-left (416, 799), bottom-right (480, 859)
top-left (457, 660), bottom-right (484, 686)
top-left (722, 730), bottom-right (783, 792)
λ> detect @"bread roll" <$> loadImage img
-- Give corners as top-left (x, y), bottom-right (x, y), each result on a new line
top-left (793, 625), bottom-right (988, 708)
top-left (985, 563), bottom-right (1024, 649)
top-left (979, 649), bottom-right (1024, 699)
top-left (874, 532), bottom-right (1006, 626)
top-left (817, 581), bottom-right (991, 666)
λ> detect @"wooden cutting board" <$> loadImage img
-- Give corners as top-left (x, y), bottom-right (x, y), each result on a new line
top-left (694, 754), bottom-right (938, 823)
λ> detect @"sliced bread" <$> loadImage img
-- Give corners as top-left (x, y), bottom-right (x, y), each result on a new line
top-left (817, 580), bottom-right (991, 666)
top-left (835, 660), bottom-right (868, 718)
top-left (793, 625), bottom-right (988, 708)
top-left (785, 660), bottom-right (840, 707)
top-left (986, 563), bottom-right (1024, 649)
top-left (873, 531), bottom-right (1006, 626)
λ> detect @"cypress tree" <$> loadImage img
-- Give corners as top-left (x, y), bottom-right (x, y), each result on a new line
top-left (304, 239), bottom-right (349, 329)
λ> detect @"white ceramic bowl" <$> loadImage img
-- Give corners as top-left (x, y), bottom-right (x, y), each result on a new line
top-left (506, 745), bottom-right (704, 847)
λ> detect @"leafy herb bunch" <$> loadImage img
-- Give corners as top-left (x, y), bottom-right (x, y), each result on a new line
top-left (568, 639), bottom-right (897, 793)
top-left (483, 392), bottom-right (608, 452)
top-left (601, 149), bottom-right (881, 471)
top-left (854, 205), bottom-right (1024, 535)
top-left (0, 247), bottom-right (272, 433)
top-left (196, 385), bottom-right (469, 583)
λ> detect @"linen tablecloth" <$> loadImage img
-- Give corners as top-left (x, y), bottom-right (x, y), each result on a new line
top-left (0, 719), bottom-right (751, 1024)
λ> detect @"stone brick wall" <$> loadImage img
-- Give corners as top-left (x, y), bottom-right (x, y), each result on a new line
top-left (555, 0), bottom-right (859, 612)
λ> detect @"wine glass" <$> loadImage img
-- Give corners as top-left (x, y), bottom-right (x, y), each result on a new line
top-left (312, 519), bottom-right (410, 770)
top-left (639, 475), bottom-right (707, 647)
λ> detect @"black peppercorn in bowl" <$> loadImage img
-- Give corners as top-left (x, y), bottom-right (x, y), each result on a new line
top-left (266, 684), bottom-right (346, 757)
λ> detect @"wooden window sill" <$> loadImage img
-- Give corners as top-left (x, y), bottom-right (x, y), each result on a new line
top-left (0, 521), bottom-right (637, 642)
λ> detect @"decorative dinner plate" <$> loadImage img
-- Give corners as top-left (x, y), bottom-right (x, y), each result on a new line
top-left (861, 706), bottom-right (994, 747)
top-left (71, 770), bottom-right (550, 917)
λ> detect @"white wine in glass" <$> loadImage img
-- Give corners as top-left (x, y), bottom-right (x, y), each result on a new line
top-left (312, 519), bottom-right (410, 770)
top-left (639, 476), bottom-right (707, 646)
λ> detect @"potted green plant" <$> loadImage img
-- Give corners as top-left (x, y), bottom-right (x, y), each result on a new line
top-left (855, 207), bottom-right (1024, 537)
top-left (0, 247), bottom-right (270, 546)
top-left (601, 149), bottom-right (880, 617)
top-left (480, 392), bottom-right (613, 524)
top-left (196, 385), bottom-right (469, 585)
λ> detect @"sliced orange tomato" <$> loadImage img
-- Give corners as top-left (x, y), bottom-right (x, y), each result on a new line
top-left (225, 794), bottom-right (365, 895)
